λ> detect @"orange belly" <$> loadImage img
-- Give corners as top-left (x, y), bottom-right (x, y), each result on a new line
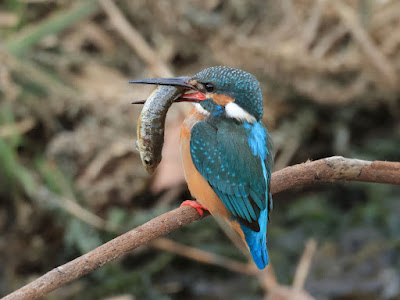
top-left (180, 109), bottom-right (245, 241)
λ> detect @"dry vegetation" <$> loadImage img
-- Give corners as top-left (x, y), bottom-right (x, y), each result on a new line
top-left (1, 1), bottom-right (400, 299)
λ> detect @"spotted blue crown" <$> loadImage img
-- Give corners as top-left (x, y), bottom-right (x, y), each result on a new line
top-left (193, 66), bottom-right (264, 120)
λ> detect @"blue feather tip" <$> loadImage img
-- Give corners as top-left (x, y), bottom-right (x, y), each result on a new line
top-left (240, 208), bottom-right (269, 269)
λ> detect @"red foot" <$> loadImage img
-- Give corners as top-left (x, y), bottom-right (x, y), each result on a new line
top-left (180, 200), bottom-right (208, 217)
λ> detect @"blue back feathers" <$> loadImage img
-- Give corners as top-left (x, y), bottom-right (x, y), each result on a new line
top-left (242, 121), bottom-right (271, 269)
top-left (190, 116), bottom-right (273, 269)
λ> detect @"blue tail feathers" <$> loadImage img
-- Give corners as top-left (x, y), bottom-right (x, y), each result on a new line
top-left (240, 208), bottom-right (269, 269)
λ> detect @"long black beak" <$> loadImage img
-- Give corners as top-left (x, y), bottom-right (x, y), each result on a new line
top-left (130, 76), bottom-right (205, 104)
top-left (129, 76), bottom-right (194, 89)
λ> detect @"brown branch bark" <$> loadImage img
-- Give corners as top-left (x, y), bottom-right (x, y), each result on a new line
top-left (271, 156), bottom-right (400, 194)
top-left (3, 206), bottom-right (203, 300)
top-left (4, 156), bottom-right (400, 300)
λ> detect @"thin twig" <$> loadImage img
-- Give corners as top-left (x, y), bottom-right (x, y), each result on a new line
top-left (311, 23), bottom-right (348, 58)
top-left (4, 156), bottom-right (400, 300)
top-left (371, 1), bottom-right (400, 30)
top-left (331, 0), bottom-right (398, 89)
top-left (0, 118), bottom-right (36, 138)
top-left (35, 186), bottom-right (113, 232)
top-left (150, 238), bottom-right (254, 275)
top-left (257, 265), bottom-right (280, 293)
top-left (302, 0), bottom-right (326, 50)
top-left (292, 239), bottom-right (317, 290)
top-left (97, 0), bottom-right (173, 78)
top-left (96, 1), bottom-right (190, 117)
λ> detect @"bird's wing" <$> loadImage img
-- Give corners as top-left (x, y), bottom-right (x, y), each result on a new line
top-left (190, 119), bottom-right (273, 229)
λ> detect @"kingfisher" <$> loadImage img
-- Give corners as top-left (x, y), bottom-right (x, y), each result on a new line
top-left (131, 66), bottom-right (273, 269)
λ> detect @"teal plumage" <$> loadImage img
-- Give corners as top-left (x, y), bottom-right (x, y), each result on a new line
top-left (190, 115), bottom-right (273, 269)
top-left (130, 66), bottom-right (274, 269)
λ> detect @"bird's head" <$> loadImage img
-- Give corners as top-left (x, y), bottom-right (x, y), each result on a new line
top-left (131, 66), bottom-right (263, 123)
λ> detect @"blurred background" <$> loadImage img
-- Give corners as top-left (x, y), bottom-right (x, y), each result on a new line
top-left (1, 0), bottom-right (400, 299)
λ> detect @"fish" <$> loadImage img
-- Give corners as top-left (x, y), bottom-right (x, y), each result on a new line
top-left (135, 85), bottom-right (186, 174)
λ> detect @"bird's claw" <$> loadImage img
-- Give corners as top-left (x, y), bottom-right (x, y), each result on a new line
top-left (180, 200), bottom-right (208, 217)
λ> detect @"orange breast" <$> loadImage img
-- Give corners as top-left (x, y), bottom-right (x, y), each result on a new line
top-left (180, 109), bottom-right (245, 242)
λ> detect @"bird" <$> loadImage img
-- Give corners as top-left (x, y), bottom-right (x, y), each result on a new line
top-left (131, 66), bottom-right (273, 269)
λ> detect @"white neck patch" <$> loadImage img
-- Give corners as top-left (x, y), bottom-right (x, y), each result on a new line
top-left (193, 103), bottom-right (210, 116)
top-left (225, 102), bottom-right (256, 123)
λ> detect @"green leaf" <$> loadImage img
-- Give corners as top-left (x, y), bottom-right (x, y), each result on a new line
top-left (5, 1), bottom-right (99, 56)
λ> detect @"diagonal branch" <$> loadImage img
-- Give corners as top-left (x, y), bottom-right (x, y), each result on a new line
top-left (4, 156), bottom-right (400, 300)
top-left (4, 206), bottom-right (203, 300)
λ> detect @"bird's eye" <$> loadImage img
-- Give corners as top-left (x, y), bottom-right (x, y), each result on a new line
top-left (204, 83), bottom-right (215, 93)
